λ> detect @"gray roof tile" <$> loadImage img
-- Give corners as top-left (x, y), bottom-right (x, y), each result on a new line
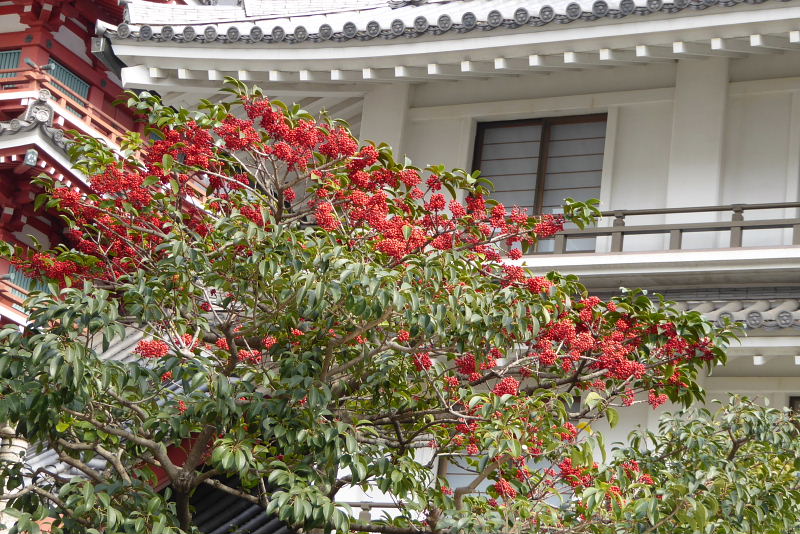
top-left (109, 0), bottom-right (780, 45)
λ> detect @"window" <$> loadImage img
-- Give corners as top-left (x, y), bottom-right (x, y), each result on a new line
top-left (790, 396), bottom-right (800, 412)
top-left (472, 114), bottom-right (607, 251)
top-left (48, 58), bottom-right (90, 106)
top-left (0, 49), bottom-right (21, 79)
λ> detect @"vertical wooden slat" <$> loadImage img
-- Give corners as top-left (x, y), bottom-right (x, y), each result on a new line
top-left (0, 50), bottom-right (21, 79)
top-left (669, 229), bottom-right (683, 249)
top-left (48, 58), bottom-right (90, 103)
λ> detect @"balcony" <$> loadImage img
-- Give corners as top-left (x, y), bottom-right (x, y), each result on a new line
top-left (0, 260), bottom-right (34, 324)
top-left (0, 66), bottom-right (134, 148)
top-left (523, 202), bottom-right (800, 291)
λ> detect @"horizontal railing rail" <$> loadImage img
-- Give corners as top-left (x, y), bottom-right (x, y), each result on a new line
top-left (545, 202), bottom-right (800, 254)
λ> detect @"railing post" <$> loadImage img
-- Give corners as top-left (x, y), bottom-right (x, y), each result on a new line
top-left (610, 211), bottom-right (625, 252)
top-left (553, 234), bottom-right (566, 254)
top-left (669, 229), bottom-right (682, 250)
top-left (730, 204), bottom-right (744, 247)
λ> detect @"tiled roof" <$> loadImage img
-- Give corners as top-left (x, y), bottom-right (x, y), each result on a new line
top-left (191, 476), bottom-right (294, 534)
top-left (108, 0), bottom-right (783, 45)
top-left (678, 299), bottom-right (800, 330)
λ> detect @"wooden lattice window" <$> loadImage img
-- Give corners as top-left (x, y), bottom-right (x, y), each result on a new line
top-left (472, 114), bottom-right (607, 252)
top-left (48, 58), bottom-right (90, 106)
top-left (0, 49), bottom-right (21, 79)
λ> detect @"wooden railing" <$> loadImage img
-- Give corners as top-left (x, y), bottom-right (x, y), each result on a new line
top-left (0, 67), bottom-right (132, 146)
top-left (546, 202), bottom-right (800, 254)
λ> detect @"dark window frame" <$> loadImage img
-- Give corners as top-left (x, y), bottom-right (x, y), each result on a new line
top-left (471, 113), bottom-right (608, 215)
top-left (789, 396), bottom-right (800, 412)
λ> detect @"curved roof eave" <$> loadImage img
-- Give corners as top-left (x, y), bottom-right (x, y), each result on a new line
top-left (103, 0), bottom-right (794, 50)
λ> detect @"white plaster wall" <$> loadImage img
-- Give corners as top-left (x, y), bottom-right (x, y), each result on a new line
top-left (404, 117), bottom-right (474, 172)
top-left (0, 14), bottom-right (25, 33)
top-left (53, 25), bottom-right (92, 66)
top-left (722, 91), bottom-right (794, 247)
top-left (603, 102), bottom-right (673, 252)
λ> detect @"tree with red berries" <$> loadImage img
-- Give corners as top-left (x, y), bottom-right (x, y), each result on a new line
top-left (0, 80), bottom-right (794, 534)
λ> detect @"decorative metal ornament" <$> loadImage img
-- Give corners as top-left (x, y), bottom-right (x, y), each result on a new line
top-left (565, 2), bottom-right (583, 19)
top-left (647, 0), bottom-right (664, 10)
top-left (182, 26), bottom-right (196, 41)
top-left (227, 26), bottom-right (240, 41)
top-left (777, 310), bottom-right (794, 328)
top-left (513, 8), bottom-right (530, 24)
top-left (38, 89), bottom-right (51, 101)
top-left (343, 21), bottom-right (358, 38)
top-left (390, 19), bottom-right (405, 35)
top-left (539, 5), bottom-right (556, 22)
top-left (204, 26), bottom-right (218, 41)
top-left (24, 148), bottom-right (38, 166)
top-left (139, 25), bottom-right (153, 40)
top-left (294, 26), bottom-right (308, 41)
top-left (717, 311), bottom-right (734, 326)
top-left (366, 20), bottom-right (381, 37)
top-left (160, 25), bottom-right (174, 40)
top-left (414, 16), bottom-right (428, 32)
top-left (619, 0), bottom-right (636, 14)
top-left (746, 311), bottom-right (764, 329)
top-left (461, 11), bottom-right (477, 29)
top-left (52, 129), bottom-right (64, 144)
top-left (703, 0), bottom-right (718, 6)
top-left (592, 0), bottom-right (609, 16)
top-left (673, 0), bottom-right (690, 8)
top-left (437, 14), bottom-right (453, 31)
top-left (319, 24), bottom-right (333, 40)
top-left (250, 26), bottom-right (263, 41)
top-left (117, 23), bottom-right (131, 39)
top-left (30, 104), bottom-right (51, 123)
top-left (272, 26), bottom-right (285, 42)
top-left (487, 10), bottom-right (503, 27)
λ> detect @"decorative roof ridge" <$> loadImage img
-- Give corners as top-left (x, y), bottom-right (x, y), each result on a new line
top-left (105, 0), bottom-right (788, 46)
top-left (0, 90), bottom-right (72, 154)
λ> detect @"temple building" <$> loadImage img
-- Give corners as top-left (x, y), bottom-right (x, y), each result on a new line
top-left (1, 0), bottom-right (800, 531)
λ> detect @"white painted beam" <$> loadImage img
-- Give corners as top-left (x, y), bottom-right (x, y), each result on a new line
top-left (710, 37), bottom-right (771, 55)
top-left (207, 70), bottom-right (225, 81)
top-left (427, 63), bottom-right (477, 78)
top-left (750, 34), bottom-right (798, 51)
top-left (599, 49), bottom-right (647, 65)
top-left (460, 60), bottom-right (503, 76)
top-left (635, 45), bottom-right (677, 60)
top-left (299, 70), bottom-right (328, 82)
top-left (330, 69), bottom-right (362, 82)
top-left (673, 41), bottom-right (743, 58)
top-left (394, 65), bottom-right (428, 80)
top-left (177, 68), bottom-right (203, 80)
top-left (148, 67), bottom-right (167, 79)
top-left (362, 67), bottom-right (394, 81)
top-left (563, 51), bottom-right (603, 67)
top-left (269, 70), bottom-right (298, 82)
top-left (494, 57), bottom-right (527, 73)
top-left (528, 54), bottom-right (572, 69)
top-left (237, 70), bottom-right (255, 81)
